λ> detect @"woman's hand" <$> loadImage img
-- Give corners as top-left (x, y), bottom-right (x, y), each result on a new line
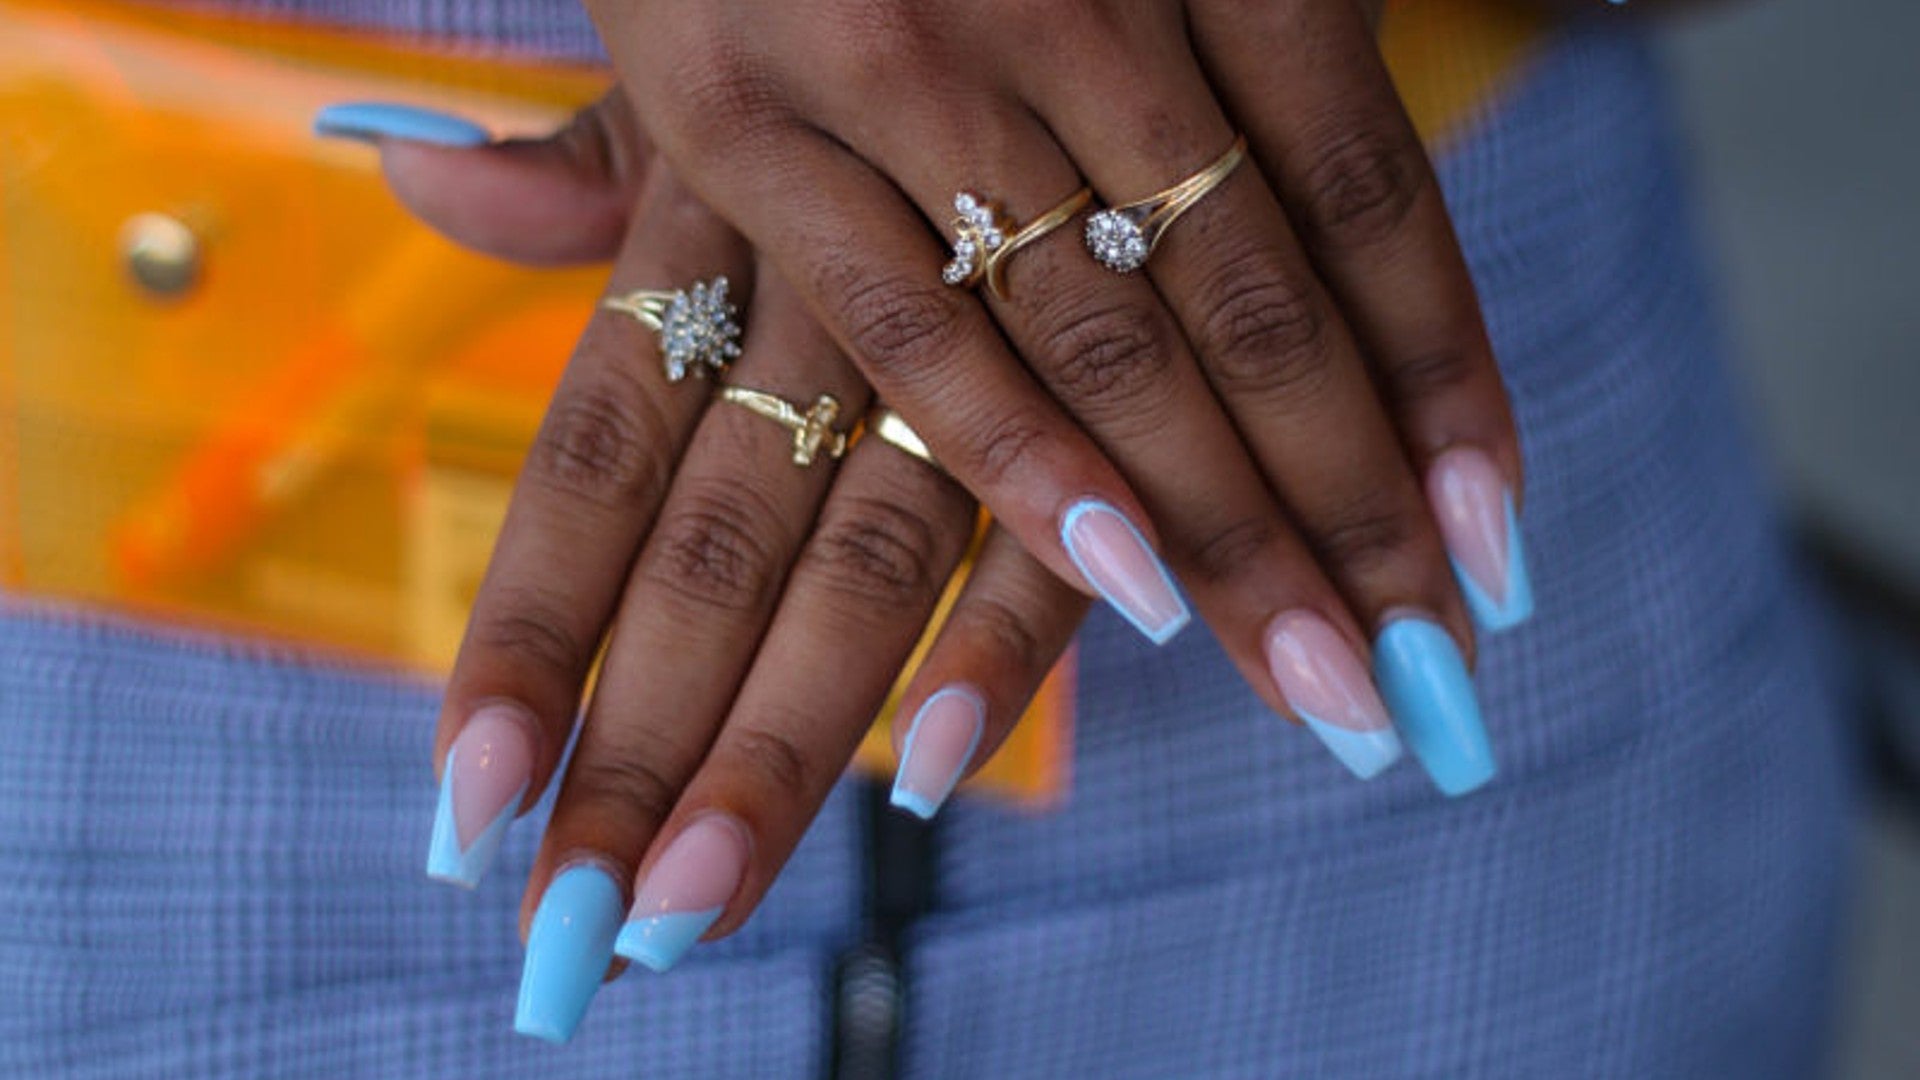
top-left (589, 0), bottom-right (1530, 771)
top-left (349, 94), bottom-right (1091, 1043)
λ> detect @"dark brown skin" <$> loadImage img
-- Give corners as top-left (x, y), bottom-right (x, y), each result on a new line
top-left (408, 0), bottom-right (1556, 953)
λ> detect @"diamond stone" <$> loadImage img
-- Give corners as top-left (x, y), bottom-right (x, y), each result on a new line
top-left (657, 275), bottom-right (742, 381)
top-left (1085, 210), bottom-right (1149, 273)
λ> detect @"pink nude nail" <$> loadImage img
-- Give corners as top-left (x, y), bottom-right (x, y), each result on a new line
top-left (1427, 447), bottom-right (1534, 632)
top-left (1060, 499), bottom-right (1190, 644)
top-left (890, 686), bottom-right (987, 819)
top-left (613, 814), bottom-right (751, 972)
top-left (426, 703), bottom-right (536, 887)
top-left (1264, 611), bottom-right (1404, 780)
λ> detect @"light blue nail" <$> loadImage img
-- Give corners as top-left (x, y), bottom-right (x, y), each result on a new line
top-left (1059, 499), bottom-right (1191, 646)
top-left (614, 908), bottom-right (724, 974)
top-left (1450, 494), bottom-right (1535, 633)
top-left (313, 102), bottom-right (489, 147)
top-left (1299, 715), bottom-right (1405, 781)
top-left (1373, 618), bottom-right (1496, 797)
top-left (423, 746), bottom-right (524, 889)
top-left (515, 865), bottom-right (625, 1044)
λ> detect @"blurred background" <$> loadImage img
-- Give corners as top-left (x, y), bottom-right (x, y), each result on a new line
top-left (1663, 0), bottom-right (1920, 1075)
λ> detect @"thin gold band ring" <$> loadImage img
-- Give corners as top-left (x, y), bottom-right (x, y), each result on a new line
top-left (862, 407), bottom-right (939, 470)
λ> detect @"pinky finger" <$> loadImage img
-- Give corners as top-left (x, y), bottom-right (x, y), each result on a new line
top-left (888, 524), bottom-right (1091, 820)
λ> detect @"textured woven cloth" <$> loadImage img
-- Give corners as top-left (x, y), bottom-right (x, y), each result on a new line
top-left (0, 18), bottom-right (1856, 1080)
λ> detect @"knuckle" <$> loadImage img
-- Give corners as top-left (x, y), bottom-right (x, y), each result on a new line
top-left (827, 3), bottom-right (949, 89)
top-left (827, 268), bottom-right (966, 386)
top-left (528, 376), bottom-right (673, 509)
top-left (803, 495), bottom-right (943, 608)
top-left (958, 412), bottom-right (1051, 491)
top-left (566, 748), bottom-right (681, 830)
top-left (660, 41), bottom-right (792, 158)
top-left (468, 598), bottom-right (594, 681)
top-left (1193, 253), bottom-right (1333, 402)
top-left (952, 593), bottom-right (1044, 676)
top-left (1032, 299), bottom-right (1179, 417)
top-left (721, 725), bottom-right (818, 805)
top-left (1298, 125), bottom-right (1427, 248)
top-left (1186, 515), bottom-right (1289, 589)
top-left (1312, 493), bottom-right (1421, 578)
top-left (643, 484), bottom-right (788, 614)
top-left (1382, 347), bottom-right (1480, 405)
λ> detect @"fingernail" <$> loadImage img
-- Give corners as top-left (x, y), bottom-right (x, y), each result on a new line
top-left (1373, 617), bottom-right (1497, 797)
top-left (514, 863), bottom-right (625, 1044)
top-left (613, 814), bottom-right (751, 973)
top-left (313, 102), bottom-right (490, 147)
top-left (891, 686), bottom-right (987, 818)
top-left (1264, 611), bottom-right (1404, 780)
top-left (1428, 447), bottom-right (1534, 632)
top-left (1060, 499), bottom-right (1190, 645)
top-left (425, 704), bottom-right (535, 888)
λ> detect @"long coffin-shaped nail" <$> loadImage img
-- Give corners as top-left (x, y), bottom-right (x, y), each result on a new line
top-left (1373, 617), bottom-right (1497, 797)
top-left (313, 102), bottom-right (490, 147)
top-left (1060, 499), bottom-right (1190, 645)
top-left (614, 814), bottom-right (750, 973)
top-left (1264, 611), bottom-right (1404, 780)
top-left (514, 863), bottom-right (625, 1044)
top-left (1428, 447), bottom-right (1534, 632)
top-left (891, 686), bottom-right (987, 819)
top-left (426, 704), bottom-right (535, 888)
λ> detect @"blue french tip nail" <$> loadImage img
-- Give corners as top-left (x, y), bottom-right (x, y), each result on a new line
top-left (1452, 495), bottom-right (1535, 633)
top-left (313, 102), bottom-right (490, 147)
top-left (1299, 714), bottom-right (1405, 781)
top-left (889, 788), bottom-right (943, 820)
top-left (424, 749), bottom-right (524, 889)
top-left (613, 909), bottom-right (724, 974)
top-left (1373, 619), bottom-right (1497, 797)
top-left (1058, 499), bottom-right (1191, 646)
top-left (515, 865), bottom-right (625, 1044)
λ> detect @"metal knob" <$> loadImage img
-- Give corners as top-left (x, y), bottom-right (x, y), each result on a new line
top-left (121, 212), bottom-right (201, 299)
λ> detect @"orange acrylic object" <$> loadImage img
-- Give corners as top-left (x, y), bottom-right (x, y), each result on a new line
top-left (0, 0), bottom-right (1074, 807)
top-left (0, 0), bottom-right (1541, 809)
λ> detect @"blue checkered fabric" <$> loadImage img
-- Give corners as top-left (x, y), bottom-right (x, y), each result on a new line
top-left (0, 16), bottom-right (1856, 1080)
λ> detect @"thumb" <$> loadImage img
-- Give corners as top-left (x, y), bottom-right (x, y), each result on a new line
top-left (320, 91), bottom-right (650, 266)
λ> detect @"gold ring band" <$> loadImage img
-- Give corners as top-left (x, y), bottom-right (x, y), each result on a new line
top-left (716, 385), bottom-right (849, 467)
top-left (1085, 135), bottom-right (1248, 273)
top-left (601, 276), bottom-right (743, 382)
top-left (943, 187), bottom-right (1094, 300)
top-left (863, 406), bottom-right (939, 470)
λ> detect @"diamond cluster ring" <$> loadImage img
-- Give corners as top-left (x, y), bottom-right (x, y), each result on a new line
top-left (943, 187), bottom-right (1093, 300)
top-left (1085, 135), bottom-right (1248, 274)
top-left (602, 276), bottom-right (744, 382)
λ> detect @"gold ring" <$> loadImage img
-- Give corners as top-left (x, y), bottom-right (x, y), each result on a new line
top-left (1084, 135), bottom-right (1248, 273)
top-left (862, 406), bottom-right (939, 470)
top-left (717, 385), bottom-right (849, 467)
top-left (601, 275), bottom-right (743, 382)
top-left (943, 187), bottom-right (1094, 300)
